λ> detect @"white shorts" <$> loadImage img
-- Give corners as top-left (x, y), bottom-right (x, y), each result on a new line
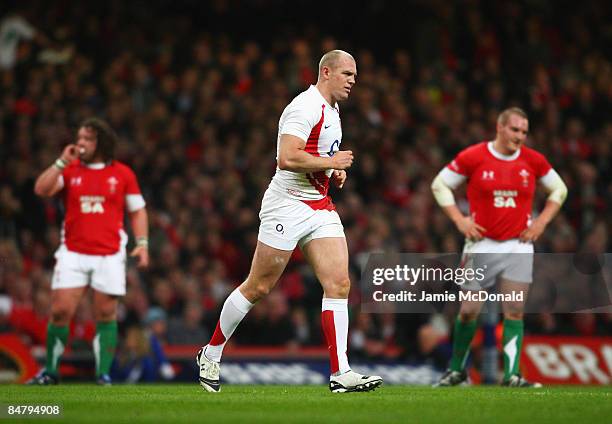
top-left (257, 189), bottom-right (345, 251)
top-left (51, 245), bottom-right (127, 295)
top-left (460, 238), bottom-right (534, 291)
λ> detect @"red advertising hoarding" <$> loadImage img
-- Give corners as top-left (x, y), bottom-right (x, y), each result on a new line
top-left (522, 335), bottom-right (612, 385)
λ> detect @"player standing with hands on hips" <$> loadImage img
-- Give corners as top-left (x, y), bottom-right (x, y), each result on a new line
top-left (431, 107), bottom-right (567, 387)
top-left (197, 50), bottom-right (383, 393)
top-left (29, 118), bottom-right (149, 385)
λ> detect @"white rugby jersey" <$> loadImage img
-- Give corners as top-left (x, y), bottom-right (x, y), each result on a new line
top-left (269, 85), bottom-right (342, 201)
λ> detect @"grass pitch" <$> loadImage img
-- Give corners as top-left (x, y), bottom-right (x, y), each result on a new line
top-left (3, 384), bottom-right (611, 423)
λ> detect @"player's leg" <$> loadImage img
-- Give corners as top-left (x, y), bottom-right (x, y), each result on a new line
top-left (499, 278), bottom-right (540, 386)
top-left (302, 236), bottom-right (382, 392)
top-left (40, 287), bottom-right (87, 382)
top-left (437, 240), bottom-right (503, 386)
top-left (197, 241), bottom-right (292, 392)
top-left (90, 250), bottom-right (127, 385)
top-left (435, 296), bottom-right (485, 386)
top-left (203, 241), bottom-right (292, 362)
top-left (92, 290), bottom-right (119, 384)
top-left (198, 189), bottom-right (301, 392)
top-left (302, 237), bottom-right (350, 372)
top-left (498, 242), bottom-right (540, 387)
top-left (450, 298), bottom-right (485, 372)
top-left (29, 247), bottom-right (89, 384)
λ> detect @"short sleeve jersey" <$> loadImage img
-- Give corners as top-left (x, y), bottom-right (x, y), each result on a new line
top-left (60, 160), bottom-right (144, 255)
top-left (269, 85), bottom-right (342, 201)
top-left (444, 142), bottom-right (552, 240)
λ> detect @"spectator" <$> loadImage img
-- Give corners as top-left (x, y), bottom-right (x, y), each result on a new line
top-left (167, 302), bottom-right (208, 345)
top-left (111, 324), bottom-right (175, 383)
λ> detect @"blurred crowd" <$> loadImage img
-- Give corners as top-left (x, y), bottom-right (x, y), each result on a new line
top-left (0, 0), bottom-right (610, 367)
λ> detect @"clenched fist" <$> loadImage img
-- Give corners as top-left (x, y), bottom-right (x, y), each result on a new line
top-left (331, 150), bottom-right (354, 170)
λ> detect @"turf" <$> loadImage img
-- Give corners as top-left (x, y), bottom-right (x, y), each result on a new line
top-left (3, 385), bottom-right (611, 423)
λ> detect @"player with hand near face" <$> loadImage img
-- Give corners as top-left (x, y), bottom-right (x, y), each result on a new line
top-left (29, 118), bottom-right (149, 385)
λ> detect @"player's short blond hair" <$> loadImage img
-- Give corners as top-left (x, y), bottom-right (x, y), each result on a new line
top-left (318, 50), bottom-right (354, 78)
top-left (498, 107), bottom-right (528, 125)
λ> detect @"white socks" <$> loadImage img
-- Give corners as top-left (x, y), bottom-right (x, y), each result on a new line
top-left (205, 288), bottom-right (254, 362)
top-left (321, 298), bottom-right (350, 375)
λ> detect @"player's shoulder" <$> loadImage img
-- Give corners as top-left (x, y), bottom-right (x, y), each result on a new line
top-left (520, 144), bottom-right (547, 162)
top-left (458, 141), bottom-right (489, 159)
top-left (109, 161), bottom-right (137, 177)
top-left (447, 142), bottom-right (487, 174)
top-left (287, 86), bottom-right (322, 111)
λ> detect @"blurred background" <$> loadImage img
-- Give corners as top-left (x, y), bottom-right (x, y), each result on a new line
top-left (0, 0), bottom-right (610, 384)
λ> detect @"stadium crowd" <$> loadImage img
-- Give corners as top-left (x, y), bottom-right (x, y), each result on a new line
top-left (0, 0), bottom-right (610, 369)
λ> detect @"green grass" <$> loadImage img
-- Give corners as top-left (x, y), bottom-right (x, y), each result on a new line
top-left (2, 385), bottom-right (611, 423)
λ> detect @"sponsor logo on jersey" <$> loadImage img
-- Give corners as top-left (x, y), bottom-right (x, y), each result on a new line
top-left (493, 189), bottom-right (517, 208)
top-left (80, 195), bottom-right (105, 214)
top-left (70, 177), bottom-right (82, 186)
top-left (327, 140), bottom-right (340, 157)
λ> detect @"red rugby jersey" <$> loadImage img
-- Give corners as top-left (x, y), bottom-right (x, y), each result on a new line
top-left (446, 142), bottom-right (552, 241)
top-left (60, 161), bottom-right (143, 255)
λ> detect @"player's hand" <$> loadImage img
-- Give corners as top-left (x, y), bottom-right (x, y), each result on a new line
top-left (332, 170), bottom-right (347, 188)
top-left (330, 150), bottom-right (353, 170)
top-left (456, 215), bottom-right (486, 241)
top-left (519, 219), bottom-right (546, 243)
top-left (130, 246), bottom-right (150, 268)
top-left (60, 144), bottom-right (80, 163)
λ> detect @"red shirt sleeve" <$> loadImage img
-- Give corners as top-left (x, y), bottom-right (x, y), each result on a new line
top-left (446, 145), bottom-right (480, 178)
top-left (531, 150), bottom-right (552, 178)
top-left (122, 165), bottom-right (142, 195)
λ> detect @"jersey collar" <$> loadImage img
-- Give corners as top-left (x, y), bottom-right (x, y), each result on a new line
top-left (311, 85), bottom-right (338, 112)
top-left (83, 162), bottom-right (106, 169)
top-left (487, 141), bottom-right (520, 161)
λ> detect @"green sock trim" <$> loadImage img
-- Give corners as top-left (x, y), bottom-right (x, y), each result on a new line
top-left (449, 318), bottom-right (478, 372)
top-left (94, 321), bottom-right (118, 377)
top-left (45, 323), bottom-right (69, 376)
top-left (502, 319), bottom-right (524, 380)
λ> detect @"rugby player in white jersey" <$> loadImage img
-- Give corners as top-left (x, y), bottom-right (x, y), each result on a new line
top-left (196, 50), bottom-right (382, 393)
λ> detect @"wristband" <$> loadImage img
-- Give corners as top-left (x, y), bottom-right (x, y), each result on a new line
top-left (136, 237), bottom-right (149, 248)
top-left (54, 158), bottom-right (68, 170)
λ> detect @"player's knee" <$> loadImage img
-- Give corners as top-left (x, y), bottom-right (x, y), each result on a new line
top-left (95, 308), bottom-right (117, 322)
top-left (245, 282), bottom-right (273, 302)
top-left (458, 311), bottom-right (478, 323)
top-left (325, 276), bottom-right (351, 298)
top-left (504, 310), bottom-right (523, 321)
top-left (503, 301), bottom-right (524, 320)
top-left (50, 306), bottom-right (72, 325)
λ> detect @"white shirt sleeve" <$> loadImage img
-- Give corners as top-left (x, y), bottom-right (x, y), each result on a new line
top-left (57, 175), bottom-right (64, 189)
top-left (439, 167), bottom-right (467, 189)
top-left (538, 169), bottom-right (561, 188)
top-left (538, 169), bottom-right (568, 205)
top-left (279, 100), bottom-right (319, 142)
top-left (125, 194), bottom-right (146, 212)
